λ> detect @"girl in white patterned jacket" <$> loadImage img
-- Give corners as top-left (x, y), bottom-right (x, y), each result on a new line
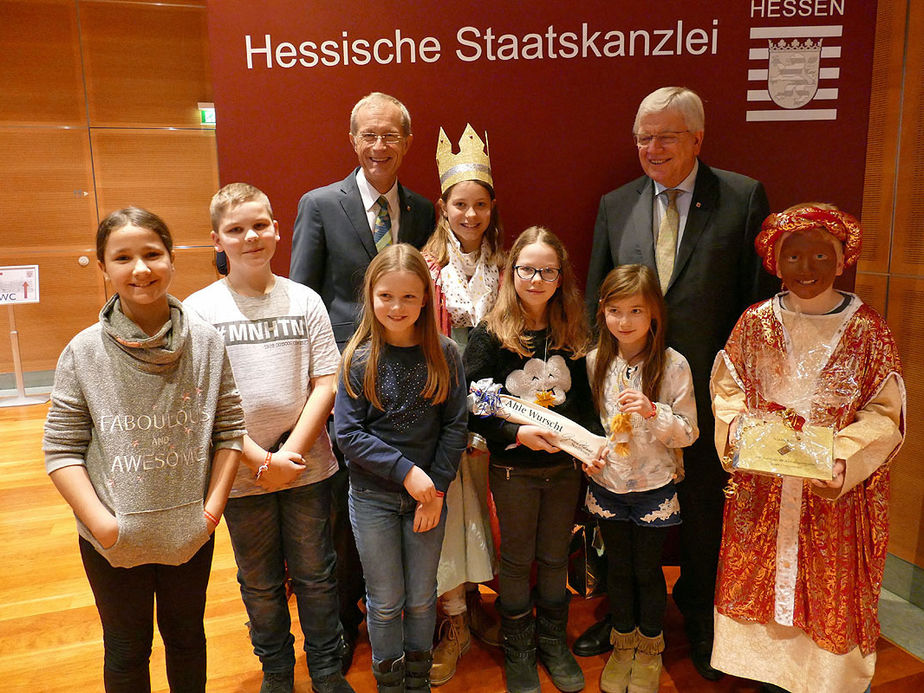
top-left (584, 264), bottom-right (698, 693)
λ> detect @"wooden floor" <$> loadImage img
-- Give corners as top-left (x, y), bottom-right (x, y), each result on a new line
top-left (2, 402), bottom-right (923, 692)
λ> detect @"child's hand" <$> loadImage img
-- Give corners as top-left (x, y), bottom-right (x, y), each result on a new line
top-left (414, 495), bottom-right (444, 533)
top-left (403, 466), bottom-right (436, 503)
top-left (728, 415), bottom-right (741, 444)
top-left (616, 388), bottom-right (655, 418)
top-left (93, 514), bottom-right (119, 549)
top-left (582, 444), bottom-right (609, 475)
top-left (516, 425), bottom-right (561, 453)
top-left (810, 458), bottom-right (846, 498)
top-left (256, 450), bottom-right (307, 491)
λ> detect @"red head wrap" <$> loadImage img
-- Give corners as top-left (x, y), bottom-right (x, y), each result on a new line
top-left (755, 206), bottom-right (862, 274)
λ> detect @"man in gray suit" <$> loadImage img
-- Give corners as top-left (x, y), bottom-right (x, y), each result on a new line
top-left (290, 91), bottom-right (435, 348)
top-left (289, 92), bottom-right (435, 669)
top-left (581, 86), bottom-right (778, 680)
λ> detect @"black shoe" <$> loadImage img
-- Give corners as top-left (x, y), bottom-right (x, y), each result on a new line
top-left (497, 600), bottom-right (540, 693)
top-left (572, 614), bottom-right (613, 657)
top-left (338, 632), bottom-right (356, 676)
top-left (689, 636), bottom-right (723, 681)
top-left (536, 597), bottom-right (585, 692)
top-left (260, 670), bottom-right (294, 693)
top-left (684, 617), bottom-right (723, 682)
top-left (312, 671), bottom-right (355, 693)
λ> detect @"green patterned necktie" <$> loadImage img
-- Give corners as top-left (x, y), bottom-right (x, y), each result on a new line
top-left (373, 196), bottom-right (392, 253)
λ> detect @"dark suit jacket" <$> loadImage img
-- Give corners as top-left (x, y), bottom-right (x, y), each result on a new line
top-left (289, 168), bottom-right (435, 348)
top-left (585, 161), bottom-right (778, 472)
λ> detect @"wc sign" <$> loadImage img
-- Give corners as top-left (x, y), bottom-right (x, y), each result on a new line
top-left (0, 266), bottom-right (40, 305)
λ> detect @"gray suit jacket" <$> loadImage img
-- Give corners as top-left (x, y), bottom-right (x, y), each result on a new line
top-left (585, 161), bottom-right (777, 450)
top-left (289, 168), bottom-right (435, 348)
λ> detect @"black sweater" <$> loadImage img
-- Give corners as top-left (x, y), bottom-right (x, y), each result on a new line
top-left (462, 324), bottom-right (602, 469)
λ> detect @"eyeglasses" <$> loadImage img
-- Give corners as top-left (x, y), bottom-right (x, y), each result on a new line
top-left (633, 130), bottom-right (689, 148)
top-left (514, 265), bottom-right (561, 282)
top-left (355, 132), bottom-right (404, 145)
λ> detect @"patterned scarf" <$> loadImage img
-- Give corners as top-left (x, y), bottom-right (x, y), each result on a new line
top-left (438, 234), bottom-right (499, 328)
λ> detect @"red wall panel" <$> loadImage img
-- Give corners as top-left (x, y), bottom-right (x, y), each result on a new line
top-left (206, 0), bottom-right (875, 282)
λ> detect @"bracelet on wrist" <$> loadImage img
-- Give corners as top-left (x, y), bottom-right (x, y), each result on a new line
top-left (435, 490), bottom-right (445, 498)
top-left (644, 402), bottom-right (658, 419)
top-left (256, 451), bottom-right (272, 479)
top-left (203, 509), bottom-right (220, 526)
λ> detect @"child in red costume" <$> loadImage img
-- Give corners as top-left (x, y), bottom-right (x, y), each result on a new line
top-left (709, 204), bottom-right (905, 693)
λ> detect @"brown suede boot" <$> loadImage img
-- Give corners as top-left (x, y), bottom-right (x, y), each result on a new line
top-left (430, 613), bottom-right (471, 686)
top-left (599, 628), bottom-right (637, 693)
top-left (466, 588), bottom-right (502, 647)
top-left (627, 631), bottom-right (664, 693)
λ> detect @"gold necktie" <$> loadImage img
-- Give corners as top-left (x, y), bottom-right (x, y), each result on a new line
top-left (656, 189), bottom-right (680, 292)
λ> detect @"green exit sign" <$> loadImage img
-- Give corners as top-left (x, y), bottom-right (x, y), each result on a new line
top-left (198, 102), bottom-right (216, 125)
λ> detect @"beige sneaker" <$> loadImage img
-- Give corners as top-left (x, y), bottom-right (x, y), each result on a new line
top-left (431, 612), bottom-right (471, 686)
top-left (627, 631), bottom-right (664, 693)
top-left (600, 628), bottom-right (637, 693)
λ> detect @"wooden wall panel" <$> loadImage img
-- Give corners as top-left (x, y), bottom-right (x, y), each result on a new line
top-left (91, 129), bottom-right (218, 246)
top-left (858, 0), bottom-right (907, 274)
top-left (0, 251), bottom-right (106, 373)
top-left (80, 1), bottom-right (212, 127)
top-left (170, 246), bottom-right (222, 301)
top-left (885, 277), bottom-right (924, 567)
top-left (0, 0), bottom-right (85, 125)
top-left (854, 272), bottom-right (888, 317)
top-left (0, 127), bottom-right (97, 249)
top-left (888, 0), bottom-right (924, 278)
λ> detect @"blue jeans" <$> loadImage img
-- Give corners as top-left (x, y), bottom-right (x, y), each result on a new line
top-left (349, 485), bottom-right (447, 663)
top-left (224, 478), bottom-right (343, 677)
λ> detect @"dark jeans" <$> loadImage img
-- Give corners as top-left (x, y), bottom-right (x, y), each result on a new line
top-left (598, 519), bottom-right (670, 636)
top-left (79, 534), bottom-right (214, 693)
top-left (223, 478), bottom-right (343, 677)
top-left (489, 462), bottom-right (582, 613)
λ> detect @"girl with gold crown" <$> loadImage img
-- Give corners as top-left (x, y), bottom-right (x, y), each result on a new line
top-left (422, 124), bottom-right (504, 686)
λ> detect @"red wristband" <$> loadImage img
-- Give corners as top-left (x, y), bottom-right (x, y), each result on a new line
top-left (435, 490), bottom-right (445, 498)
top-left (203, 509), bottom-right (220, 526)
top-left (256, 451), bottom-right (272, 479)
top-left (645, 402), bottom-right (658, 419)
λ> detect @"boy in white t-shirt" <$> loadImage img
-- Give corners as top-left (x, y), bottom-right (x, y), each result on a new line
top-left (185, 183), bottom-right (353, 693)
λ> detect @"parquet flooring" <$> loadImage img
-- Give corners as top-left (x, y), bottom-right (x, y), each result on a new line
top-left (2, 402), bottom-right (922, 692)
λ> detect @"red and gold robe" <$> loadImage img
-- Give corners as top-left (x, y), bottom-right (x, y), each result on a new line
top-left (710, 294), bottom-right (905, 693)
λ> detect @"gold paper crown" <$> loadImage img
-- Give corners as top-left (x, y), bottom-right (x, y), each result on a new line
top-left (436, 123), bottom-right (493, 194)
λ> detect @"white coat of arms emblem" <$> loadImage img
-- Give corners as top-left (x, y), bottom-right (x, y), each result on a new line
top-left (767, 38), bottom-right (822, 109)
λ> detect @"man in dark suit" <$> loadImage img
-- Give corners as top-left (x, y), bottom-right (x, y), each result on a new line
top-left (289, 92), bottom-right (435, 670)
top-left (290, 91), bottom-right (435, 348)
top-left (581, 86), bottom-right (778, 681)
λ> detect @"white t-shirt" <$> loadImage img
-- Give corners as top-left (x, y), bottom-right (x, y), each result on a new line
top-left (185, 276), bottom-right (340, 497)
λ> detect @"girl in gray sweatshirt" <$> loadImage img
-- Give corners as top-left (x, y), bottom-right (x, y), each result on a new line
top-left (42, 207), bottom-right (245, 692)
